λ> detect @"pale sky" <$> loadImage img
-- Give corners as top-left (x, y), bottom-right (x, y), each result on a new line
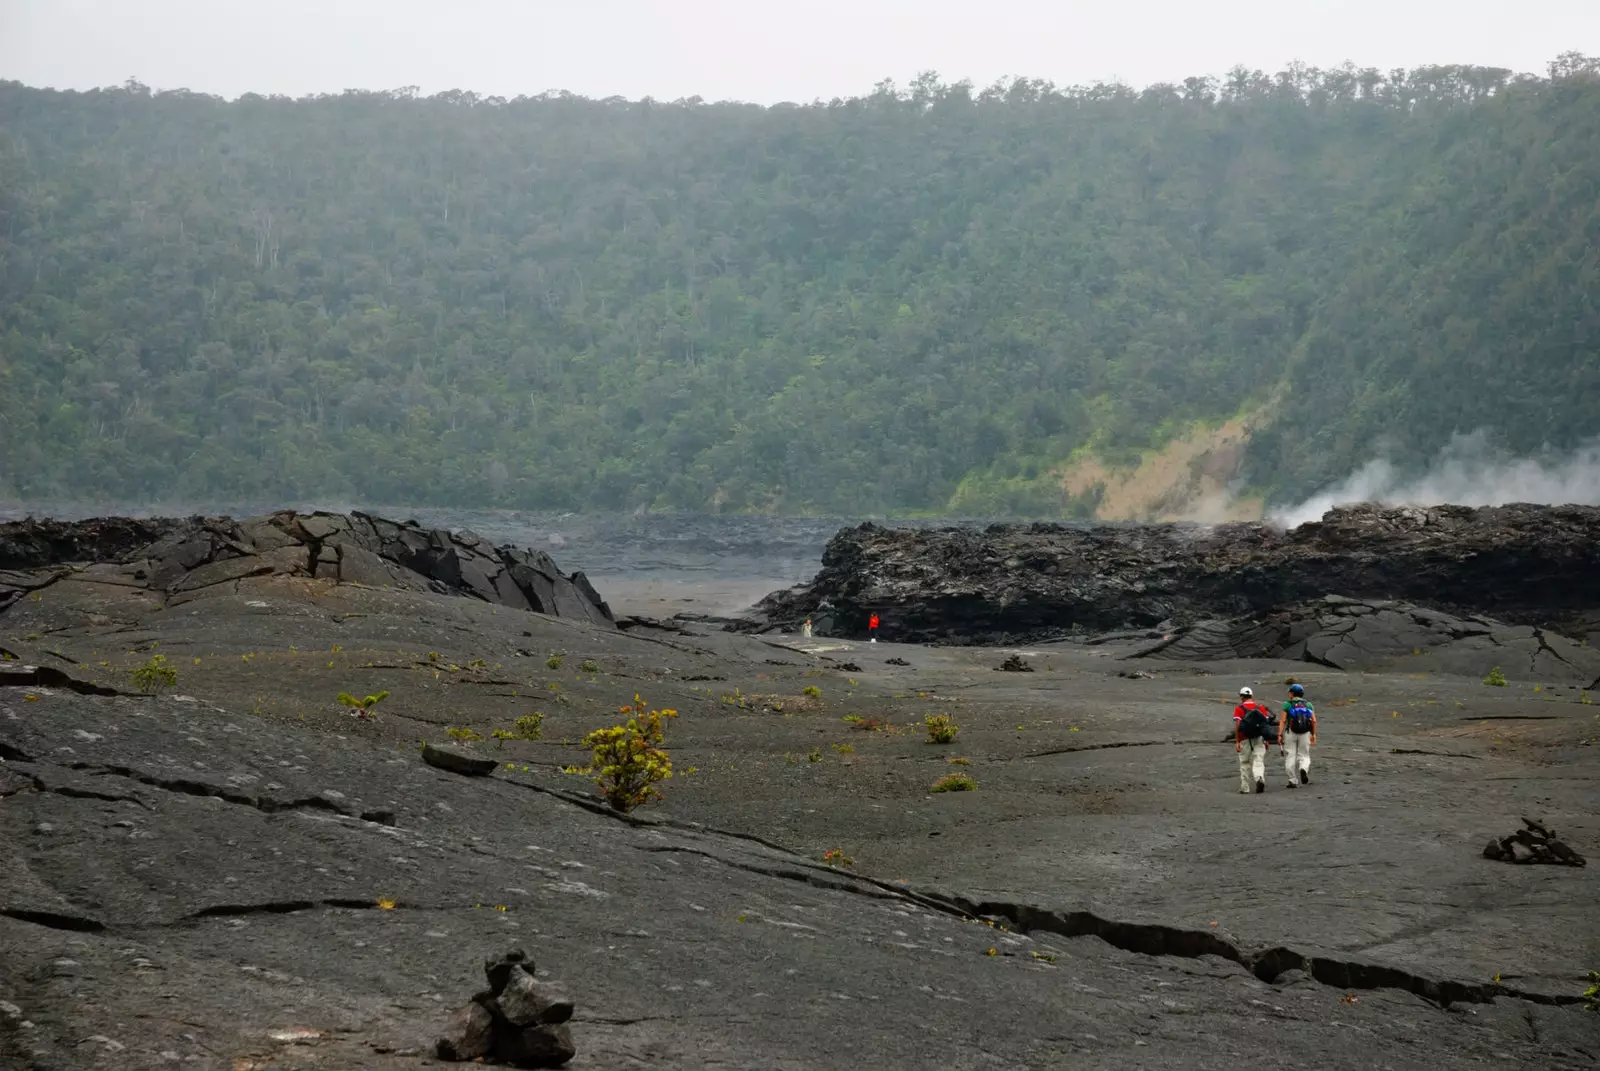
top-left (2, 0), bottom-right (1597, 103)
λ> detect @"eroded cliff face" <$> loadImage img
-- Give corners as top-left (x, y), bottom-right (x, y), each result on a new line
top-left (0, 511), bottom-right (613, 627)
top-left (740, 504), bottom-right (1600, 648)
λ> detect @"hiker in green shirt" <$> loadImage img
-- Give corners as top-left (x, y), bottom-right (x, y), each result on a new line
top-left (1280, 683), bottom-right (1317, 787)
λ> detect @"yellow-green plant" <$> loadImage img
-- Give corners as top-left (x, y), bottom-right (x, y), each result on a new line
top-left (579, 659), bottom-right (600, 674)
top-left (924, 713), bottom-right (959, 743)
top-left (546, 654), bottom-right (564, 671)
top-left (131, 653), bottom-right (177, 695)
top-left (578, 694), bottom-right (678, 812)
top-left (1483, 667), bottom-right (1508, 687)
top-left (492, 712), bottom-right (545, 748)
top-left (802, 685), bottom-right (822, 698)
top-left (446, 726), bottom-right (483, 743)
top-left (822, 848), bottom-right (854, 868)
top-left (930, 772), bottom-right (977, 793)
top-left (337, 690), bottom-right (391, 718)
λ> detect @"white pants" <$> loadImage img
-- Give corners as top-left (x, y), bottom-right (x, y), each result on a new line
top-left (1284, 732), bottom-right (1312, 781)
top-left (1238, 738), bottom-right (1268, 792)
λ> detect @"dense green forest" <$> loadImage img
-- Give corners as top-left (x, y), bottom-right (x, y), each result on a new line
top-left (2, 55), bottom-right (1598, 514)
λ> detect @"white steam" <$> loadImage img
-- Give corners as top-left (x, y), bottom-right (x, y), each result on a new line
top-left (1272, 431), bottom-right (1600, 528)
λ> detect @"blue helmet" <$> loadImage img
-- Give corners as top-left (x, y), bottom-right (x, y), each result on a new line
top-left (1289, 683), bottom-right (1305, 696)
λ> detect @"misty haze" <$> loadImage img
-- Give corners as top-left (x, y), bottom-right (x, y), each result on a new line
top-left (2, 4), bottom-right (1599, 1069)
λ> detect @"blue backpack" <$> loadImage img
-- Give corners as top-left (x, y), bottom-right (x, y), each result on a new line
top-left (1286, 698), bottom-right (1314, 734)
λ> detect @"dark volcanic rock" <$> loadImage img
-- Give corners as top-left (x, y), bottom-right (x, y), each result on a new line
top-left (0, 510), bottom-right (613, 627)
top-left (739, 504), bottom-right (1600, 644)
top-left (996, 654), bottom-right (1034, 672)
top-left (1483, 818), bottom-right (1586, 867)
top-left (437, 1002), bottom-right (494, 1061)
top-left (1127, 595), bottom-right (1600, 680)
top-left (439, 951), bottom-right (576, 1067)
top-left (422, 743), bottom-right (500, 777)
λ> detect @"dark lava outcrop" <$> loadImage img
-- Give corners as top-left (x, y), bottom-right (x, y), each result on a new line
top-left (1120, 595), bottom-right (1600, 680)
top-left (740, 504), bottom-right (1600, 645)
top-left (0, 511), bottom-right (613, 626)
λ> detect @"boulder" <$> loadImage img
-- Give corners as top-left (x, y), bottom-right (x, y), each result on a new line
top-left (435, 1001), bottom-right (494, 1062)
top-left (494, 1023), bottom-right (576, 1068)
top-left (421, 744), bottom-right (499, 778)
top-left (496, 966), bottom-right (574, 1026)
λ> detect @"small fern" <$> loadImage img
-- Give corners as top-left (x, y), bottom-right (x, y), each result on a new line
top-left (337, 690), bottom-right (391, 718)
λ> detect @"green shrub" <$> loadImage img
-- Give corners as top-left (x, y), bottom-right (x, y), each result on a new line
top-left (1483, 666), bottom-right (1508, 687)
top-left (446, 726), bottom-right (483, 743)
top-left (579, 658), bottom-right (600, 674)
top-left (131, 653), bottom-right (177, 695)
top-left (578, 694), bottom-right (678, 812)
top-left (546, 654), bottom-right (564, 671)
top-left (493, 712), bottom-right (546, 748)
top-left (337, 690), bottom-right (390, 718)
top-left (924, 713), bottom-right (959, 743)
top-left (802, 685), bottom-right (821, 698)
top-left (930, 772), bottom-right (977, 793)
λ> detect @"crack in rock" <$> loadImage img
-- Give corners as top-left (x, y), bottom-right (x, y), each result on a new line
top-left (0, 664), bottom-right (133, 697)
top-left (930, 896), bottom-right (1585, 1009)
top-left (0, 908), bottom-right (108, 932)
top-left (71, 762), bottom-right (354, 818)
top-left (1025, 739), bottom-right (1216, 759)
top-left (635, 834), bottom-right (1587, 1010)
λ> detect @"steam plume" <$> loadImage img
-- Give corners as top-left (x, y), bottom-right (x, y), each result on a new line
top-left (1272, 431), bottom-right (1600, 527)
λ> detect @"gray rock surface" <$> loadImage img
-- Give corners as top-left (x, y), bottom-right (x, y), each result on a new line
top-left (2, 555), bottom-right (1596, 1068)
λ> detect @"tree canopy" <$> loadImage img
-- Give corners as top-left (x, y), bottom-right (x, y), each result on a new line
top-left (2, 56), bottom-right (1597, 515)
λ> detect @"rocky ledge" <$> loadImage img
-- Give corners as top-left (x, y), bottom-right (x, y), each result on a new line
top-left (739, 504), bottom-right (1600, 645)
top-left (0, 511), bottom-right (613, 627)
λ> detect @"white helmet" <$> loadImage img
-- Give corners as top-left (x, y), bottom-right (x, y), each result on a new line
top-left (1238, 686), bottom-right (1253, 697)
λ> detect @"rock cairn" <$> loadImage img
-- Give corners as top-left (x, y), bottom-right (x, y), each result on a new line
top-left (1482, 817), bottom-right (1586, 866)
top-left (436, 949), bottom-right (576, 1067)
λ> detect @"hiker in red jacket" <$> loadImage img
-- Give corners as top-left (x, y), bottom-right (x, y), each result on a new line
top-left (868, 613), bottom-right (880, 643)
top-left (1233, 686), bottom-right (1277, 795)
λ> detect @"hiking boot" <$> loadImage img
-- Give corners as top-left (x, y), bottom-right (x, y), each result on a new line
top-left (1287, 781), bottom-right (1297, 789)
top-left (1255, 780), bottom-right (1265, 794)
top-left (1299, 769), bottom-right (1309, 785)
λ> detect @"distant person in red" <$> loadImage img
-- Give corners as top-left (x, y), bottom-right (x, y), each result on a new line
top-left (868, 613), bottom-right (880, 643)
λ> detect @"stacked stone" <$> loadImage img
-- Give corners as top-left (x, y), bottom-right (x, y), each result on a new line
top-left (1482, 817), bottom-right (1586, 866)
top-left (436, 949), bottom-right (576, 1067)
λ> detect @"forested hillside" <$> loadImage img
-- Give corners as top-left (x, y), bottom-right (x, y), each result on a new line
top-left (2, 56), bottom-right (1598, 515)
